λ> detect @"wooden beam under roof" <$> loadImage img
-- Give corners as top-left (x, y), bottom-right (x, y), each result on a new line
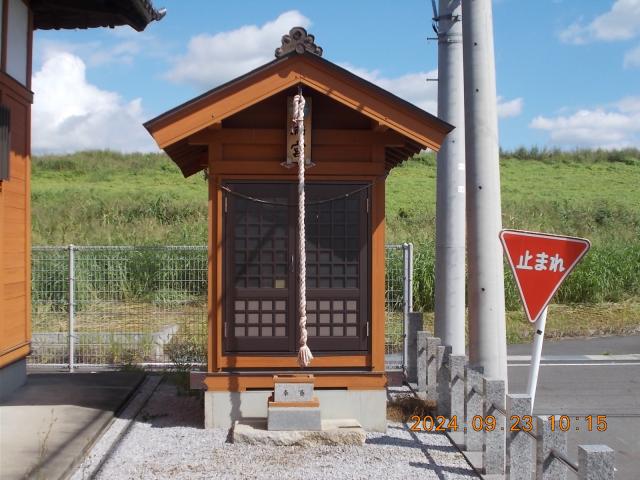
top-left (188, 128), bottom-right (407, 147)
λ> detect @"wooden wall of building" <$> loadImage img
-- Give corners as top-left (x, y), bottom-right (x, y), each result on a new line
top-left (0, 71), bottom-right (33, 368)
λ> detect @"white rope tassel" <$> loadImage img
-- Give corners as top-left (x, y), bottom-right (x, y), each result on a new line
top-left (293, 91), bottom-right (313, 368)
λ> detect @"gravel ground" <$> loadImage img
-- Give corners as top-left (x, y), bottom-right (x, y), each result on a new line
top-left (94, 380), bottom-right (479, 480)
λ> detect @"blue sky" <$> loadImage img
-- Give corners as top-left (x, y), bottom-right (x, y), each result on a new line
top-left (32, 0), bottom-right (640, 153)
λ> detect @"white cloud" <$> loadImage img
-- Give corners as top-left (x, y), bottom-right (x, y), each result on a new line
top-left (339, 63), bottom-right (438, 113)
top-left (165, 10), bottom-right (520, 122)
top-left (32, 51), bottom-right (157, 153)
top-left (340, 63), bottom-right (521, 119)
top-left (165, 10), bottom-right (310, 89)
top-left (616, 95), bottom-right (640, 112)
top-left (559, 0), bottom-right (640, 44)
top-left (497, 96), bottom-right (523, 118)
top-left (530, 96), bottom-right (640, 148)
top-left (624, 43), bottom-right (640, 68)
top-left (35, 28), bottom-right (166, 69)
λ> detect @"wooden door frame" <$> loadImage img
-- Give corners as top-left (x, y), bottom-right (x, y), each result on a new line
top-left (209, 172), bottom-right (386, 372)
top-left (221, 179), bottom-right (371, 356)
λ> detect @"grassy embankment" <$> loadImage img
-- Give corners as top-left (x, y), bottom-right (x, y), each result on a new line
top-left (32, 149), bottom-right (640, 343)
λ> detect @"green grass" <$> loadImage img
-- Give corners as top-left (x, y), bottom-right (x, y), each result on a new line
top-left (385, 150), bottom-right (640, 313)
top-left (386, 151), bottom-right (640, 245)
top-left (32, 151), bottom-right (207, 245)
top-left (31, 149), bottom-right (640, 335)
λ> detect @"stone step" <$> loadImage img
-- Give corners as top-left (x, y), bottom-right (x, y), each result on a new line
top-left (233, 419), bottom-right (366, 446)
top-left (268, 405), bottom-right (322, 431)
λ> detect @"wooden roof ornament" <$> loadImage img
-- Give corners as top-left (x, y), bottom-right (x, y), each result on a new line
top-left (275, 27), bottom-right (323, 58)
top-left (144, 28), bottom-right (454, 177)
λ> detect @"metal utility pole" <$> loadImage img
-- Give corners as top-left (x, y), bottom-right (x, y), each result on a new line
top-left (433, 0), bottom-right (466, 355)
top-left (462, 0), bottom-right (508, 383)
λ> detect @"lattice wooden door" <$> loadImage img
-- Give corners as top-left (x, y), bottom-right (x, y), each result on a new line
top-left (223, 181), bottom-right (369, 354)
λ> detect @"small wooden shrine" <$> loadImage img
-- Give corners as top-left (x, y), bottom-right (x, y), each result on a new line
top-left (144, 27), bottom-right (452, 430)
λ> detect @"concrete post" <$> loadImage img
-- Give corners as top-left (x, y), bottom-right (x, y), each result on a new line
top-left (462, 0), bottom-right (508, 385)
top-left (406, 312), bottom-right (423, 383)
top-left (426, 336), bottom-right (441, 402)
top-left (449, 354), bottom-right (465, 423)
top-left (465, 366), bottom-right (484, 451)
top-left (402, 243), bottom-right (411, 374)
top-left (434, 0), bottom-right (466, 356)
top-left (436, 345), bottom-right (452, 416)
top-left (483, 377), bottom-right (505, 475)
top-left (578, 445), bottom-right (615, 480)
top-left (536, 416), bottom-right (567, 480)
top-left (417, 331), bottom-right (429, 393)
top-left (68, 244), bottom-right (76, 373)
top-left (506, 394), bottom-right (533, 479)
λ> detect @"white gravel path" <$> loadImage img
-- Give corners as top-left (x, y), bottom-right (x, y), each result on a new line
top-left (94, 380), bottom-right (479, 480)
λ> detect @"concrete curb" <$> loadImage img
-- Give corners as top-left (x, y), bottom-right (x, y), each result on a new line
top-left (51, 373), bottom-right (147, 480)
top-left (68, 375), bottom-right (163, 480)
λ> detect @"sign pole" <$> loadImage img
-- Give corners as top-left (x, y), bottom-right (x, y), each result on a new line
top-left (526, 306), bottom-right (548, 413)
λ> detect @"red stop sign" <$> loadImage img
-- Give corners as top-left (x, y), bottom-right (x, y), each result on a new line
top-left (500, 230), bottom-right (590, 322)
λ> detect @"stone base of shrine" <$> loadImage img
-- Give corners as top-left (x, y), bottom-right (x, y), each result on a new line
top-left (204, 388), bottom-right (387, 432)
top-left (232, 418), bottom-right (366, 445)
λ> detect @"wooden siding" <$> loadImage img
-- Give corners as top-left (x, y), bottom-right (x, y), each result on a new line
top-left (203, 371), bottom-right (386, 392)
top-left (0, 70), bottom-right (32, 369)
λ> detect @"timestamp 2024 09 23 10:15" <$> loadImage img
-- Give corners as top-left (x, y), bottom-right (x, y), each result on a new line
top-left (408, 415), bottom-right (608, 433)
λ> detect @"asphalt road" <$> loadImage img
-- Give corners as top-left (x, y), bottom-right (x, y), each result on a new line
top-left (508, 334), bottom-right (640, 356)
top-left (507, 335), bottom-right (640, 479)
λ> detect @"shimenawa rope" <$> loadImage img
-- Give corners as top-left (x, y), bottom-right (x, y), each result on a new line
top-left (293, 89), bottom-right (313, 368)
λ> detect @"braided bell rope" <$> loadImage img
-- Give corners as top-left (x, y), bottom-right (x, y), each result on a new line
top-left (293, 89), bottom-right (313, 368)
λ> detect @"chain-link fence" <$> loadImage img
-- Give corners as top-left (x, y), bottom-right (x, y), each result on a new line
top-left (31, 246), bottom-right (207, 369)
top-left (30, 244), bottom-right (413, 371)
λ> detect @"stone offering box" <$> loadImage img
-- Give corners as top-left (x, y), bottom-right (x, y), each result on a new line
top-left (268, 375), bottom-right (321, 431)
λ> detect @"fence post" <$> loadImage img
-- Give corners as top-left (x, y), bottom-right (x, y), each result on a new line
top-left (402, 243), bottom-right (410, 375)
top-left (68, 244), bottom-right (75, 373)
top-left (408, 242), bottom-right (413, 313)
top-left (417, 331), bottom-right (428, 392)
top-left (578, 445), bottom-right (615, 480)
top-left (406, 312), bottom-right (423, 383)
top-left (483, 377), bottom-right (506, 475)
top-left (426, 336), bottom-right (441, 402)
top-left (465, 366), bottom-right (484, 451)
top-left (506, 394), bottom-right (533, 479)
top-left (536, 416), bottom-right (567, 480)
top-left (436, 345), bottom-right (452, 416)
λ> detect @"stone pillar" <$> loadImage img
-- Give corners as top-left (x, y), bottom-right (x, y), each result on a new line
top-left (465, 366), bottom-right (484, 451)
top-left (449, 354), bottom-right (465, 424)
top-left (426, 336), bottom-right (441, 402)
top-left (483, 377), bottom-right (505, 475)
top-left (536, 416), bottom-right (567, 480)
top-left (406, 313), bottom-right (423, 383)
top-left (506, 394), bottom-right (533, 480)
top-left (436, 345), bottom-right (452, 416)
top-left (578, 445), bottom-right (615, 480)
top-left (417, 331), bottom-right (429, 393)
